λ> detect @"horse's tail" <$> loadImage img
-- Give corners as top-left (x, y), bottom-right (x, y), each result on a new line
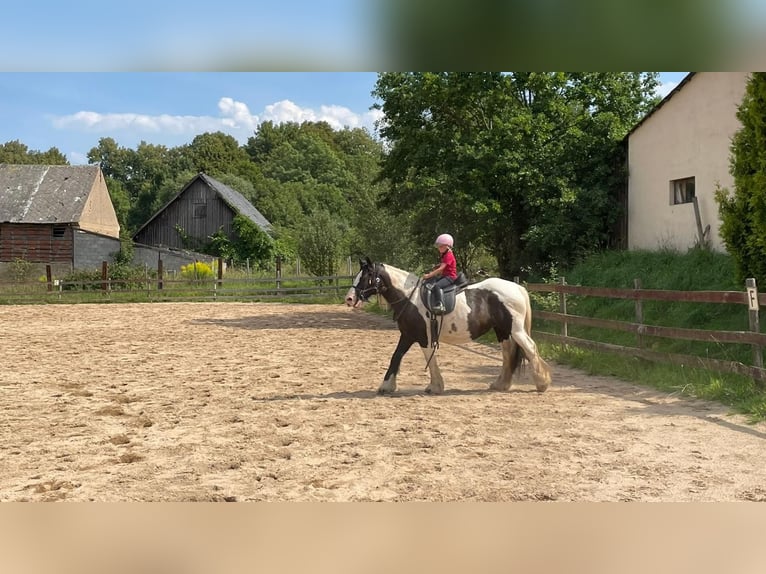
top-left (522, 283), bottom-right (552, 391)
top-left (507, 284), bottom-right (533, 376)
top-left (510, 284), bottom-right (533, 371)
top-left (523, 285), bottom-right (532, 337)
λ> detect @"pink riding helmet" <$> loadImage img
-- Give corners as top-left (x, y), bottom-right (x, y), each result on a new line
top-left (435, 233), bottom-right (454, 247)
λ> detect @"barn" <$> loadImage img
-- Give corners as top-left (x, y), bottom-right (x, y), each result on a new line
top-left (626, 72), bottom-right (750, 253)
top-left (0, 164), bottom-right (121, 275)
top-left (132, 173), bottom-right (271, 251)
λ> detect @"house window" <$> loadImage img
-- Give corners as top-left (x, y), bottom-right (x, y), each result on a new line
top-left (52, 225), bottom-right (66, 238)
top-left (670, 177), bottom-right (695, 205)
top-left (193, 203), bottom-right (207, 218)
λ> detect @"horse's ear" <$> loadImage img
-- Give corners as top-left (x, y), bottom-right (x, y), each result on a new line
top-left (365, 256), bottom-right (373, 267)
top-left (359, 258), bottom-right (366, 269)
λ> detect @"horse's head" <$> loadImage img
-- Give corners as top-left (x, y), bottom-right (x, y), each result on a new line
top-left (345, 257), bottom-right (379, 308)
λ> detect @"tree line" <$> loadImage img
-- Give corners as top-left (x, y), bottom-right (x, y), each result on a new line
top-left (3, 72), bottom-right (673, 279)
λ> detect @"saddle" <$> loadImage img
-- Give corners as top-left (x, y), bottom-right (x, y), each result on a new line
top-left (420, 272), bottom-right (469, 349)
top-left (420, 272), bottom-right (470, 316)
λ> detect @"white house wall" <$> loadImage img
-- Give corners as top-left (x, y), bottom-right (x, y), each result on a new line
top-left (628, 72), bottom-right (749, 253)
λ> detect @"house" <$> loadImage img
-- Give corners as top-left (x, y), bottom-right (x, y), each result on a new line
top-left (626, 72), bottom-right (750, 253)
top-left (0, 164), bottom-right (121, 274)
top-left (132, 173), bottom-right (271, 252)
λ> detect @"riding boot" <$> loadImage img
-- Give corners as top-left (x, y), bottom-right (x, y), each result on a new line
top-left (432, 288), bottom-right (445, 314)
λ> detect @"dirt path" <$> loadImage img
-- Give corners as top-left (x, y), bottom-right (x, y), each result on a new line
top-left (2, 302), bottom-right (766, 501)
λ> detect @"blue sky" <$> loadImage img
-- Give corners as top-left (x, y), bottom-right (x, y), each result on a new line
top-left (0, 72), bottom-right (688, 166)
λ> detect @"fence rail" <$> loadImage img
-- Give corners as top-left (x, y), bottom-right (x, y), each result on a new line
top-left (526, 277), bottom-right (766, 385)
top-left (0, 258), bottom-right (355, 303)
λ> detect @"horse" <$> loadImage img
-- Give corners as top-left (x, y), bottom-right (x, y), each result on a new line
top-left (345, 257), bottom-right (552, 395)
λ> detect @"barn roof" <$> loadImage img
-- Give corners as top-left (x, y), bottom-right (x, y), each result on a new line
top-left (0, 164), bottom-right (101, 224)
top-left (198, 173), bottom-right (272, 231)
top-left (132, 172), bottom-right (272, 238)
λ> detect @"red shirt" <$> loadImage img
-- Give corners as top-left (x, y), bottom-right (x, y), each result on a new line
top-left (440, 249), bottom-right (457, 279)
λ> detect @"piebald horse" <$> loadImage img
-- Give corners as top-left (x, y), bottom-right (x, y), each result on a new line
top-left (345, 258), bottom-right (552, 395)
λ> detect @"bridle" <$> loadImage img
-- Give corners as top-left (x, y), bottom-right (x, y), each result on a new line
top-left (353, 263), bottom-right (421, 314)
top-left (353, 263), bottom-right (382, 303)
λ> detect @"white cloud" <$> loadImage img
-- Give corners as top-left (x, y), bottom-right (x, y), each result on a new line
top-left (51, 97), bottom-right (378, 148)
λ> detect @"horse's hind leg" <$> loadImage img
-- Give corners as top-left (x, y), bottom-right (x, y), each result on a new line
top-left (489, 338), bottom-right (516, 391)
top-left (510, 324), bottom-right (552, 392)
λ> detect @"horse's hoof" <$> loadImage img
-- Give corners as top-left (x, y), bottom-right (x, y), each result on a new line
top-left (424, 387), bottom-right (433, 395)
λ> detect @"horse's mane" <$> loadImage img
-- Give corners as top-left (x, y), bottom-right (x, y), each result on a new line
top-left (379, 262), bottom-right (420, 291)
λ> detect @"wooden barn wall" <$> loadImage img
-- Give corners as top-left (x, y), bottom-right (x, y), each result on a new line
top-left (134, 180), bottom-right (235, 250)
top-left (0, 223), bottom-right (73, 263)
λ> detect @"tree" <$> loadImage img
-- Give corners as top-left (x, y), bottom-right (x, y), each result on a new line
top-left (88, 138), bottom-right (193, 233)
top-left (373, 72), bottom-right (659, 278)
top-left (295, 210), bottom-right (344, 278)
top-left (0, 140), bottom-right (68, 164)
top-left (715, 73), bottom-right (766, 285)
top-left (186, 131), bottom-right (250, 175)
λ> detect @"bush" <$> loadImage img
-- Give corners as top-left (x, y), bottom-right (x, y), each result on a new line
top-left (10, 258), bottom-right (33, 282)
top-left (181, 261), bottom-right (214, 282)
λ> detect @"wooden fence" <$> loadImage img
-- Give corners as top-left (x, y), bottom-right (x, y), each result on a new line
top-left (525, 277), bottom-right (766, 385)
top-left (0, 258), bottom-right (355, 304)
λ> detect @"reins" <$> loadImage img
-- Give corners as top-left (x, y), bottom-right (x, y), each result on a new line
top-left (387, 277), bottom-right (421, 322)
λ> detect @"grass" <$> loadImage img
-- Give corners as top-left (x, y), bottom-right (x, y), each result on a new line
top-left (529, 248), bottom-right (766, 423)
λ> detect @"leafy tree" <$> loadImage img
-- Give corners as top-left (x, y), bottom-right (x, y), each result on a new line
top-left (715, 72), bottom-right (766, 285)
top-left (0, 140), bottom-right (68, 164)
top-left (295, 210), bottom-right (344, 277)
top-left (186, 131), bottom-right (250, 175)
top-left (230, 215), bottom-right (274, 266)
top-left (373, 72), bottom-right (659, 278)
top-left (88, 138), bottom-right (193, 233)
top-left (105, 177), bottom-right (132, 231)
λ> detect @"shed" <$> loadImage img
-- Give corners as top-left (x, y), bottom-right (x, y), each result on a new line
top-left (132, 173), bottom-right (271, 251)
top-left (0, 164), bottom-right (120, 266)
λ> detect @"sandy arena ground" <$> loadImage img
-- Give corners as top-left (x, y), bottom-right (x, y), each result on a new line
top-left (2, 301), bottom-right (766, 502)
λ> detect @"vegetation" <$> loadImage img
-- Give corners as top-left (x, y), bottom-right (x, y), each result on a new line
top-left (1, 73), bottom-right (663, 280)
top-left (180, 261), bottom-right (214, 282)
top-left (530, 248), bottom-right (766, 423)
top-left (372, 72), bottom-right (660, 278)
top-left (715, 72), bottom-right (766, 286)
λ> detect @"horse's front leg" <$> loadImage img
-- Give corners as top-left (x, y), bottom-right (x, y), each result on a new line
top-left (378, 335), bottom-right (415, 394)
top-left (421, 346), bottom-right (445, 395)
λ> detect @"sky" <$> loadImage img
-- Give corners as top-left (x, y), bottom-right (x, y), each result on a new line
top-left (0, 72), bottom-right (689, 166)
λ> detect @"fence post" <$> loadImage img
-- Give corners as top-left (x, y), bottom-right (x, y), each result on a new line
top-left (276, 255), bottom-right (282, 293)
top-left (746, 278), bottom-right (762, 369)
top-left (157, 258), bottom-right (164, 291)
top-left (559, 276), bottom-right (568, 338)
top-left (217, 257), bottom-right (223, 300)
top-left (46, 264), bottom-right (53, 292)
top-left (634, 278), bottom-right (644, 348)
top-left (101, 261), bottom-right (109, 294)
